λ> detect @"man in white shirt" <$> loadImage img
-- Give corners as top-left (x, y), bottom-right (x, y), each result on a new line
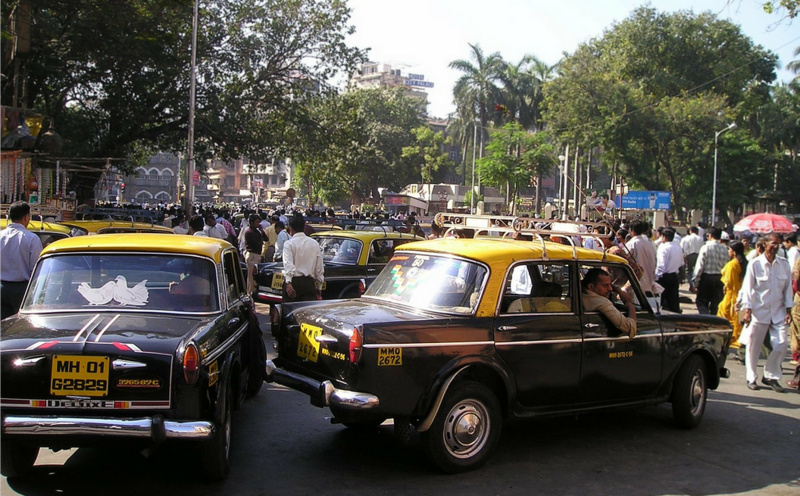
top-left (680, 226), bottom-right (704, 290)
top-left (655, 228), bottom-right (684, 313)
top-left (188, 216), bottom-right (207, 236)
top-left (282, 216), bottom-right (324, 302)
top-left (740, 233), bottom-right (794, 392)
top-left (203, 214), bottom-right (228, 240)
top-left (625, 220), bottom-right (657, 294)
top-left (597, 194), bottom-right (616, 213)
top-left (1, 201), bottom-right (43, 319)
top-left (273, 221), bottom-right (290, 261)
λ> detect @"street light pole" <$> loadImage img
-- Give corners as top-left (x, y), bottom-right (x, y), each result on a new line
top-left (471, 122), bottom-right (478, 214)
top-left (185, 0), bottom-right (199, 216)
top-left (711, 122), bottom-right (737, 227)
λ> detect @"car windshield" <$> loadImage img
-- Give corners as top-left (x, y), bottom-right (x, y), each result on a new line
top-left (317, 236), bottom-right (363, 265)
top-left (364, 252), bottom-right (487, 314)
top-left (23, 254), bottom-right (220, 313)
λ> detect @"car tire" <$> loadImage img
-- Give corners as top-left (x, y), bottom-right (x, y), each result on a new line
top-left (421, 381), bottom-right (502, 473)
top-left (245, 335), bottom-right (266, 399)
top-left (201, 378), bottom-right (232, 481)
top-left (0, 441), bottom-right (38, 478)
top-left (671, 355), bottom-right (707, 429)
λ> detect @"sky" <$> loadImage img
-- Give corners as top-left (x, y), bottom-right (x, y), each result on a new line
top-left (346, 0), bottom-right (800, 118)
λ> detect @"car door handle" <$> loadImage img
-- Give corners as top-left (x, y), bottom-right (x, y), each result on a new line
top-left (497, 326), bottom-right (517, 331)
top-left (584, 323), bottom-right (600, 328)
top-left (315, 334), bottom-right (337, 343)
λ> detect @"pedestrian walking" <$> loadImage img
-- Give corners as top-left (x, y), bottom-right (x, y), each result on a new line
top-left (655, 228), bottom-right (683, 313)
top-left (789, 255), bottom-right (800, 369)
top-left (692, 227), bottom-right (728, 315)
top-left (282, 215), bottom-right (324, 302)
top-left (243, 214), bottom-right (266, 295)
top-left (1, 201), bottom-right (44, 319)
top-left (625, 220), bottom-right (657, 295)
top-left (680, 226), bottom-right (703, 289)
top-left (739, 233), bottom-right (793, 392)
top-left (717, 240), bottom-right (747, 349)
top-left (273, 220), bottom-right (289, 261)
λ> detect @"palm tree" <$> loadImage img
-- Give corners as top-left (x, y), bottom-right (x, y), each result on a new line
top-left (788, 45), bottom-right (800, 86)
top-left (450, 43), bottom-right (504, 158)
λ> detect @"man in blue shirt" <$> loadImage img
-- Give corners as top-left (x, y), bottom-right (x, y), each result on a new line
top-left (1, 201), bottom-right (43, 319)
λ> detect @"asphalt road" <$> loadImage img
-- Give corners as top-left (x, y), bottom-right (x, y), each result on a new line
top-left (3, 295), bottom-right (799, 496)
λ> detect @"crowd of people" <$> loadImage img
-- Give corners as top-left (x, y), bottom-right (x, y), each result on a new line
top-left (576, 217), bottom-right (799, 392)
top-left (2, 199), bottom-right (799, 390)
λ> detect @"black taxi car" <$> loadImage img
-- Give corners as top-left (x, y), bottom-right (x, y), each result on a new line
top-left (266, 233), bottom-right (732, 473)
top-left (0, 234), bottom-right (265, 480)
top-left (254, 228), bottom-right (425, 304)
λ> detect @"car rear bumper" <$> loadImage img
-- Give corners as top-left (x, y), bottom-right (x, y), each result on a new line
top-left (255, 287), bottom-right (282, 304)
top-left (2, 414), bottom-right (214, 442)
top-left (264, 360), bottom-right (379, 412)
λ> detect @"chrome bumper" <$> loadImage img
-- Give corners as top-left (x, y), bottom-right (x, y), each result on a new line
top-left (2, 415), bottom-right (214, 440)
top-left (265, 359), bottom-right (379, 411)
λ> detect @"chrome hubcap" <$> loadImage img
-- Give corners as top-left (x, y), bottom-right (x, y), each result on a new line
top-left (443, 399), bottom-right (489, 459)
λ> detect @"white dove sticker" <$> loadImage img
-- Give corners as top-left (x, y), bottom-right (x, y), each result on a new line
top-left (78, 275), bottom-right (149, 306)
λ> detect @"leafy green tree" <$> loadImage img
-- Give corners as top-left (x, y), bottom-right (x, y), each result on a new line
top-left (761, 0), bottom-right (799, 18)
top-left (476, 123), bottom-right (554, 215)
top-left (543, 7), bottom-right (777, 220)
top-left (2, 0), bottom-right (365, 203)
top-left (291, 87), bottom-right (423, 206)
top-left (402, 126), bottom-right (454, 183)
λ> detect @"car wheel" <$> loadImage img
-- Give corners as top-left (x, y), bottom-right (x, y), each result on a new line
top-left (421, 381), bottom-right (502, 473)
top-left (201, 378), bottom-right (232, 481)
top-left (0, 441), bottom-right (38, 478)
top-left (672, 355), bottom-right (707, 429)
top-left (245, 334), bottom-right (266, 398)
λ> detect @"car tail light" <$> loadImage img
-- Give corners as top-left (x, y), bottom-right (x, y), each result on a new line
top-left (183, 343), bottom-right (200, 385)
top-left (349, 327), bottom-right (363, 364)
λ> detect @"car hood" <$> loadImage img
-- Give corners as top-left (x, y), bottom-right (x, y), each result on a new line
top-left (1, 312), bottom-right (209, 353)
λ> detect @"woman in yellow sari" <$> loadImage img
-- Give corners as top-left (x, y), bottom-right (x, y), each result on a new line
top-left (717, 241), bottom-right (747, 348)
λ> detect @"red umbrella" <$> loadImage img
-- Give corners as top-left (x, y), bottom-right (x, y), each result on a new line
top-left (733, 213), bottom-right (797, 234)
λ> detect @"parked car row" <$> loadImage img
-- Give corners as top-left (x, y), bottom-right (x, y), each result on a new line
top-left (254, 227), bottom-right (426, 304)
top-left (2, 215), bottom-right (733, 479)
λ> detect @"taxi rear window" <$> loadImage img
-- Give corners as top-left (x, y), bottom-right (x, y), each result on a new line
top-left (23, 254), bottom-right (219, 313)
top-left (364, 254), bottom-right (487, 314)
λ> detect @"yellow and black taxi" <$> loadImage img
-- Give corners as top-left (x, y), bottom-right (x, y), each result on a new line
top-left (0, 218), bottom-right (72, 248)
top-left (254, 228), bottom-right (425, 304)
top-left (266, 234), bottom-right (732, 473)
top-left (0, 234), bottom-right (265, 480)
top-left (58, 219), bottom-right (174, 236)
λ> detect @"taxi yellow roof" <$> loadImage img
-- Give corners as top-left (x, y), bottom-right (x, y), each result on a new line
top-left (58, 220), bottom-right (173, 233)
top-left (40, 233), bottom-right (232, 262)
top-left (0, 219), bottom-right (71, 234)
top-left (399, 238), bottom-right (627, 267)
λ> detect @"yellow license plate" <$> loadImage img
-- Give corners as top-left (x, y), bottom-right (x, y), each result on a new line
top-left (297, 323), bottom-right (322, 362)
top-left (377, 347), bottom-right (402, 366)
top-left (51, 355), bottom-right (110, 397)
top-left (273, 274), bottom-right (325, 292)
top-left (271, 272), bottom-right (285, 290)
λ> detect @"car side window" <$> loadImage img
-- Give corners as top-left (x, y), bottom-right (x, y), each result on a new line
top-left (222, 251), bottom-right (242, 304)
top-left (368, 239), bottom-right (394, 264)
top-left (578, 263), bottom-right (643, 309)
top-left (502, 262), bottom-right (572, 314)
